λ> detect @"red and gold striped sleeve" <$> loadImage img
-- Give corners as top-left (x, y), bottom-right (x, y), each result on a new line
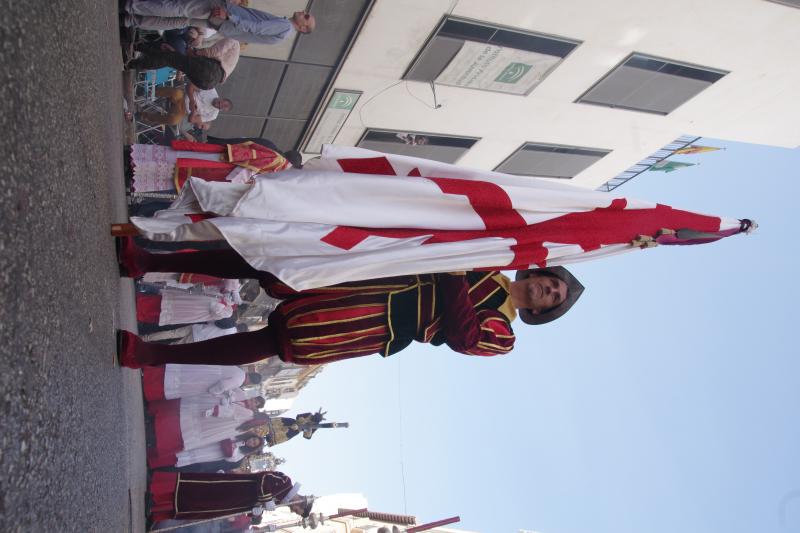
top-left (439, 274), bottom-right (515, 356)
top-left (461, 310), bottom-right (515, 356)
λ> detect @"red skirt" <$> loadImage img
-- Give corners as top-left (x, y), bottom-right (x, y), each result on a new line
top-left (147, 399), bottom-right (183, 468)
top-left (149, 471), bottom-right (179, 522)
top-left (142, 366), bottom-right (166, 402)
top-left (136, 293), bottom-right (163, 324)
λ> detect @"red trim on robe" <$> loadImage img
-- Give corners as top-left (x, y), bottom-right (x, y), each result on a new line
top-left (136, 294), bottom-right (163, 324)
top-left (149, 399), bottom-right (184, 460)
top-left (142, 366), bottom-right (166, 402)
top-left (148, 471), bottom-right (179, 523)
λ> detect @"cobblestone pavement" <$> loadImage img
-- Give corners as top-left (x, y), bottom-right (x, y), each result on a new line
top-left (0, 1), bottom-right (145, 531)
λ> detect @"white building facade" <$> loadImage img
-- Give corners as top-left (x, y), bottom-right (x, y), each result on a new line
top-left (298, 0), bottom-right (800, 189)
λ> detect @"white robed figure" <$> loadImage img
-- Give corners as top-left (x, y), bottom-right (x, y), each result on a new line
top-left (178, 387), bottom-right (261, 450)
top-left (167, 363), bottom-right (247, 399)
top-left (142, 362), bottom-right (261, 402)
top-left (174, 388), bottom-right (265, 468)
top-left (128, 145), bottom-right (754, 292)
top-left (158, 282), bottom-right (241, 326)
top-left (148, 387), bottom-right (266, 468)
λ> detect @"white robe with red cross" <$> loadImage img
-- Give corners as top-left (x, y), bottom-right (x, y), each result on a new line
top-left (131, 145), bottom-right (746, 291)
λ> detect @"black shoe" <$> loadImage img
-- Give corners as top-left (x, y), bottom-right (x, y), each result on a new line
top-left (123, 146), bottom-right (133, 186)
top-left (115, 329), bottom-right (125, 367)
top-left (144, 491), bottom-right (154, 529)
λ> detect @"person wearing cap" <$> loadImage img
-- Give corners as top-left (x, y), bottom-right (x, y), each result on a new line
top-left (116, 240), bottom-right (584, 368)
top-left (147, 469), bottom-right (310, 522)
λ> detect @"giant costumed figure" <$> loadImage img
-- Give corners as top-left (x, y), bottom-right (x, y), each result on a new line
top-left (114, 146), bottom-right (753, 368)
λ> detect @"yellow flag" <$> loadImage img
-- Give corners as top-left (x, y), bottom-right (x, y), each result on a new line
top-left (673, 145), bottom-right (721, 155)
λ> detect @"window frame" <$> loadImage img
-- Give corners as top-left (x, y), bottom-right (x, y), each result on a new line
top-left (357, 128), bottom-right (481, 164)
top-left (575, 52), bottom-right (728, 115)
top-left (494, 141), bottom-right (612, 179)
top-left (765, 0), bottom-right (800, 7)
top-left (402, 16), bottom-right (581, 96)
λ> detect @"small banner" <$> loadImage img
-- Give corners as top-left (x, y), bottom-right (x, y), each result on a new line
top-left (649, 160), bottom-right (696, 173)
top-left (673, 145), bottom-right (721, 155)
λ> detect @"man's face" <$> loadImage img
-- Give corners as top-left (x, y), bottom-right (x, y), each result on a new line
top-left (245, 437), bottom-right (261, 448)
top-left (292, 11), bottom-right (316, 33)
top-left (517, 274), bottom-right (568, 314)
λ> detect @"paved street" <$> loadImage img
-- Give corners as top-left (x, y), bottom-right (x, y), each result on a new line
top-left (0, 1), bottom-right (145, 531)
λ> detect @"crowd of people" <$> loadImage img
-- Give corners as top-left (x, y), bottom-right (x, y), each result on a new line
top-left (131, 273), bottom-right (335, 530)
top-left (118, 3), bottom-right (327, 527)
top-left (116, 2), bottom-right (753, 530)
top-left (122, 0), bottom-right (315, 126)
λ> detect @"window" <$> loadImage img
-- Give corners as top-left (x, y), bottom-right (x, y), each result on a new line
top-left (404, 17), bottom-right (580, 95)
top-left (357, 129), bottom-right (479, 164)
top-left (495, 143), bottom-right (610, 179)
top-left (577, 53), bottom-right (727, 115)
top-left (766, 0), bottom-right (800, 7)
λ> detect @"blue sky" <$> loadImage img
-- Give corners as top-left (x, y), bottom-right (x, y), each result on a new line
top-left (273, 139), bottom-right (800, 533)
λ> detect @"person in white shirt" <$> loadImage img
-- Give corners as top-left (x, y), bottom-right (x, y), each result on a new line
top-left (135, 84), bottom-right (231, 127)
top-left (142, 362), bottom-right (262, 401)
top-left (186, 86), bottom-right (232, 125)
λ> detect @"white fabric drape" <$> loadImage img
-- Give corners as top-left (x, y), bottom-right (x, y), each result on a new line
top-left (132, 145), bottom-right (743, 291)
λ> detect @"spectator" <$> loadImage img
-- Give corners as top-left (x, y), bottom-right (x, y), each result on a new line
top-left (139, 86), bottom-right (187, 126)
top-left (123, 2), bottom-right (316, 45)
top-left (141, 84), bottom-right (233, 129)
top-left (186, 85), bottom-right (232, 125)
top-left (127, 39), bottom-right (238, 90)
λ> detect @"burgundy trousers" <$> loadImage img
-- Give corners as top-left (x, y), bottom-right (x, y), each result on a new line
top-left (128, 246), bottom-right (281, 366)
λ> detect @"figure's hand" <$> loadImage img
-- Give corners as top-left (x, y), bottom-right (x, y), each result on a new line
top-left (160, 43), bottom-right (175, 52)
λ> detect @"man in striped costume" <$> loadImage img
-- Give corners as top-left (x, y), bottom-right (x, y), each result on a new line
top-left (148, 470), bottom-right (308, 522)
top-left (116, 239), bottom-right (584, 367)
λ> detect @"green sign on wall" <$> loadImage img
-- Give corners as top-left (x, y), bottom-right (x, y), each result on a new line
top-left (495, 62), bottom-right (534, 84)
top-left (305, 89), bottom-right (362, 154)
